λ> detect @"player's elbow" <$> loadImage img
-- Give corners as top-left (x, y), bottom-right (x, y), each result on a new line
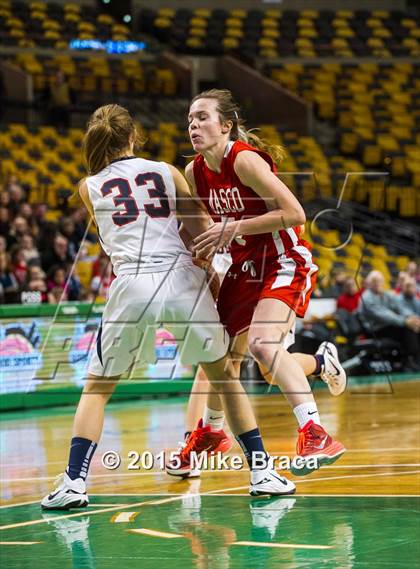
top-left (291, 206), bottom-right (306, 226)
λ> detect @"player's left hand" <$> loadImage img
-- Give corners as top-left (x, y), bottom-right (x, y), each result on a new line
top-left (193, 221), bottom-right (240, 258)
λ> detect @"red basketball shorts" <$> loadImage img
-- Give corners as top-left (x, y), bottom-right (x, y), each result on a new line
top-left (216, 251), bottom-right (318, 337)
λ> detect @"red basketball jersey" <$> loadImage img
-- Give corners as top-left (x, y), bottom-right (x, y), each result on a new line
top-left (193, 140), bottom-right (307, 265)
top-left (193, 140), bottom-right (317, 333)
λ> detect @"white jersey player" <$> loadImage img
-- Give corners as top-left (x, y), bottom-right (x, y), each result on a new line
top-left (85, 155), bottom-right (227, 377)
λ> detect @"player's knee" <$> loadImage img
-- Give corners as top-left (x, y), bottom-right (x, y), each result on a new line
top-left (248, 340), bottom-right (286, 366)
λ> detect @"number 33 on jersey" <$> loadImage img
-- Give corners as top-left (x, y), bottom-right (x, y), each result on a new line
top-left (85, 156), bottom-right (191, 275)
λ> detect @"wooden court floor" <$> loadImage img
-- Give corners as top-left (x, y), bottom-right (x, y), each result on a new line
top-left (1, 378), bottom-right (419, 568)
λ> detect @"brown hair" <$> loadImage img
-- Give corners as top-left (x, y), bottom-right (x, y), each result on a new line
top-left (82, 104), bottom-right (145, 175)
top-left (190, 89), bottom-right (285, 165)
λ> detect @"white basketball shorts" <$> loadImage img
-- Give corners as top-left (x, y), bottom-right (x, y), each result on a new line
top-left (88, 263), bottom-right (229, 377)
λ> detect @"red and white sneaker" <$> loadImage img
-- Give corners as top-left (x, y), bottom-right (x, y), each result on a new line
top-left (291, 420), bottom-right (346, 476)
top-left (166, 419), bottom-right (233, 477)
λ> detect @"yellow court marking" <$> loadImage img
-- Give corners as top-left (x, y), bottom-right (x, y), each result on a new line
top-left (111, 512), bottom-right (139, 523)
top-left (232, 541), bottom-right (333, 550)
top-left (0, 541), bottom-right (42, 545)
top-left (128, 528), bottom-right (184, 539)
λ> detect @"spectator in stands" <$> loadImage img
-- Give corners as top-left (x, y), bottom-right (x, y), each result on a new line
top-left (405, 261), bottom-right (420, 290)
top-left (47, 265), bottom-right (69, 304)
top-left (359, 270), bottom-right (420, 369)
top-left (47, 70), bottom-right (71, 128)
top-left (321, 269), bottom-right (348, 297)
top-left (71, 207), bottom-right (96, 245)
top-left (64, 261), bottom-right (82, 301)
top-left (7, 216), bottom-right (29, 248)
top-left (395, 261), bottom-right (420, 295)
top-left (397, 278), bottom-right (420, 316)
top-left (41, 233), bottom-right (73, 273)
top-left (19, 234), bottom-right (40, 265)
top-left (6, 177), bottom-right (25, 216)
top-left (59, 217), bottom-right (79, 257)
top-left (0, 235), bottom-right (6, 254)
top-left (0, 206), bottom-right (10, 236)
top-left (0, 252), bottom-right (20, 303)
top-left (337, 276), bottom-right (362, 313)
top-left (23, 266), bottom-right (47, 303)
top-left (9, 245), bottom-right (27, 286)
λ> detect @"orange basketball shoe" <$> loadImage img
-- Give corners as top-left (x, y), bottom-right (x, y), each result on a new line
top-left (291, 420), bottom-right (346, 476)
top-left (166, 420), bottom-right (233, 477)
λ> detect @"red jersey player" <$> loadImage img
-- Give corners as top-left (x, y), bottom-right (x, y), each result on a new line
top-left (168, 89), bottom-right (346, 478)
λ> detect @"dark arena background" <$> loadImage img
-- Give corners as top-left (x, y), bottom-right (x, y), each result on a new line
top-left (0, 0), bottom-right (419, 567)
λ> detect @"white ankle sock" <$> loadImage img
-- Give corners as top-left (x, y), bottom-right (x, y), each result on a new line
top-left (293, 402), bottom-right (321, 428)
top-left (203, 406), bottom-right (224, 430)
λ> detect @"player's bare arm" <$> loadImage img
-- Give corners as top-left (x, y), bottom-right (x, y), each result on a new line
top-left (168, 163), bottom-right (211, 243)
top-left (78, 180), bottom-right (96, 224)
top-left (193, 151), bottom-right (305, 257)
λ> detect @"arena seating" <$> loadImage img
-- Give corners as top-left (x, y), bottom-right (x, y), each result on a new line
top-left (268, 62), bottom-right (420, 218)
top-left (7, 53), bottom-right (178, 97)
top-left (0, 1), bottom-right (131, 47)
top-left (139, 7), bottom-right (420, 57)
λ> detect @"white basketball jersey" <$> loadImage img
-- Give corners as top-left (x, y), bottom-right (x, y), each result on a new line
top-left (85, 157), bottom-right (191, 274)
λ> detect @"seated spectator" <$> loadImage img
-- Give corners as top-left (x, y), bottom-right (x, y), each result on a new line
top-left (41, 234), bottom-right (73, 272)
top-left (321, 269), bottom-right (348, 297)
top-left (0, 251), bottom-right (20, 303)
top-left (7, 215), bottom-right (29, 248)
top-left (64, 261), bottom-right (82, 301)
top-left (23, 266), bottom-right (48, 303)
top-left (47, 265), bottom-right (69, 303)
top-left (395, 261), bottom-right (420, 294)
top-left (0, 206), bottom-right (10, 236)
top-left (19, 234), bottom-right (40, 265)
top-left (59, 217), bottom-right (79, 257)
top-left (6, 176), bottom-right (25, 216)
top-left (9, 245), bottom-right (27, 286)
top-left (337, 277), bottom-right (362, 313)
top-left (397, 278), bottom-right (420, 316)
top-left (71, 207), bottom-right (96, 245)
top-left (358, 270), bottom-right (420, 370)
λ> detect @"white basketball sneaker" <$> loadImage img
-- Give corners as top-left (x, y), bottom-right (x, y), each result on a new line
top-left (249, 469), bottom-right (296, 496)
top-left (41, 472), bottom-right (88, 510)
top-left (250, 497), bottom-right (296, 538)
top-left (316, 341), bottom-right (347, 396)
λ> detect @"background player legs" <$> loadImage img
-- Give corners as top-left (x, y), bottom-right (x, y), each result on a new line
top-left (185, 366), bottom-right (221, 434)
top-left (185, 345), bottom-right (318, 431)
top-left (201, 355), bottom-right (257, 435)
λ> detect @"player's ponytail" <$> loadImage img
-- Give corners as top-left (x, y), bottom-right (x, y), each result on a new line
top-left (190, 89), bottom-right (285, 166)
top-left (82, 104), bottom-right (145, 175)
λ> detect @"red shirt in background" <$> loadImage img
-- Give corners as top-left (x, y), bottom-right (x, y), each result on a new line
top-left (337, 289), bottom-right (363, 313)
